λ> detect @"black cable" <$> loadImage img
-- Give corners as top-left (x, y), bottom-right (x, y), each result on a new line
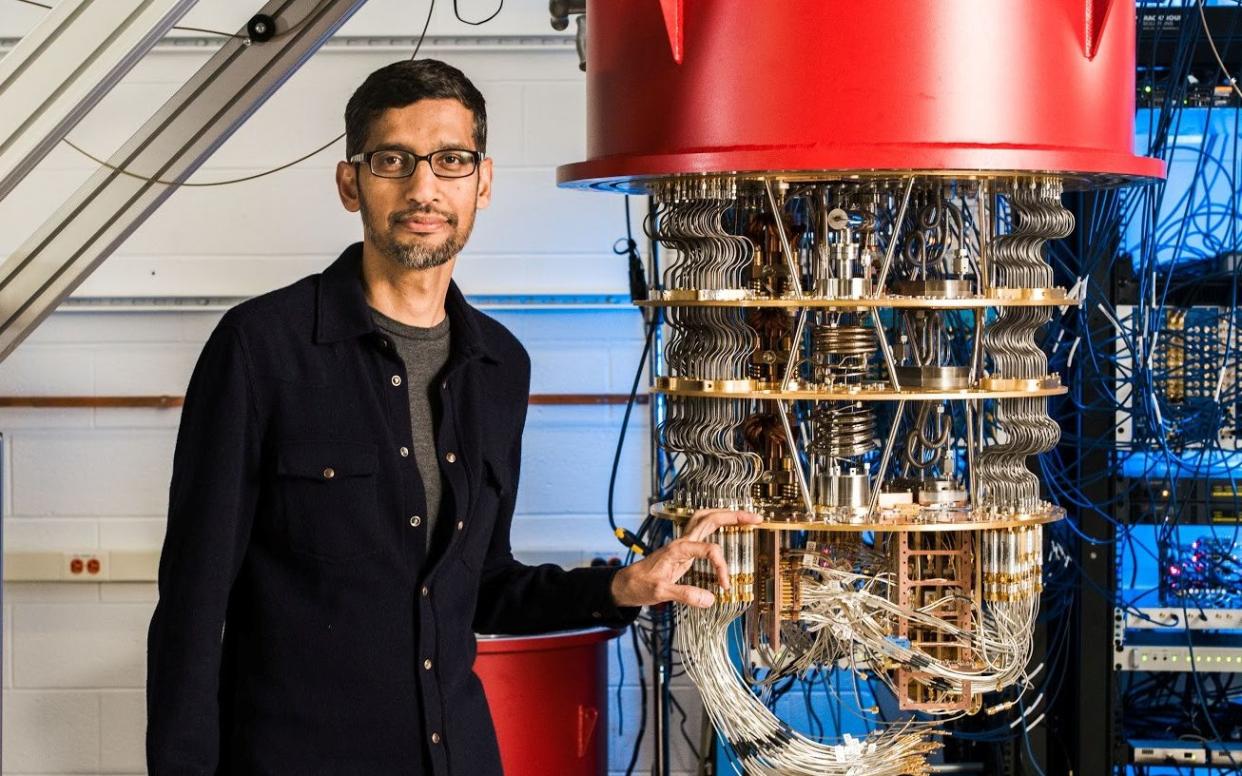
top-left (609, 197), bottom-right (657, 555)
top-left (46, 0), bottom-right (440, 188)
top-left (668, 690), bottom-right (701, 763)
top-left (453, 0), bottom-right (503, 26)
top-left (624, 619), bottom-right (649, 776)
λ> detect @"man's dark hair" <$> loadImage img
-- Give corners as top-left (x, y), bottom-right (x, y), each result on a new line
top-left (345, 59), bottom-right (487, 159)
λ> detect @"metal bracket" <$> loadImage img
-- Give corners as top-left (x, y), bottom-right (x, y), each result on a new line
top-left (0, 0), bottom-right (371, 362)
top-left (0, 0), bottom-right (199, 201)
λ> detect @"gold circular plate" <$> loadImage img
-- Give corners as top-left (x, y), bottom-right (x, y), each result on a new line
top-left (979, 376), bottom-right (1062, 391)
top-left (656, 377), bottom-right (767, 393)
top-left (651, 501), bottom-right (1066, 532)
top-left (653, 382), bottom-right (1069, 401)
top-left (637, 290), bottom-right (1076, 310)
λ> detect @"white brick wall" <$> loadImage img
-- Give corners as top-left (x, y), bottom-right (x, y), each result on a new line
top-left (1, 3), bottom-right (699, 773)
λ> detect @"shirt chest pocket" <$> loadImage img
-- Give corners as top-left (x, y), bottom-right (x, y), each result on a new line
top-left (276, 441), bottom-right (383, 562)
top-left (459, 457), bottom-right (510, 571)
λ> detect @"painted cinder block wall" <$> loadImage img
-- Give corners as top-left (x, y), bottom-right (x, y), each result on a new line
top-left (0, 2), bottom-right (704, 774)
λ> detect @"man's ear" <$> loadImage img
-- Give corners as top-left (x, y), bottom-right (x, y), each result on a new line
top-left (336, 160), bottom-right (361, 213)
top-left (475, 156), bottom-right (493, 210)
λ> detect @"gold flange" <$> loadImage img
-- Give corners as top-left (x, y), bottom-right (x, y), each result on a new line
top-left (989, 286), bottom-right (1069, 302)
top-left (653, 383), bottom-right (1069, 401)
top-left (654, 376), bottom-right (774, 393)
top-left (631, 169), bottom-right (1151, 191)
top-left (637, 290), bottom-right (1078, 309)
top-left (651, 501), bottom-right (1066, 532)
top-left (979, 375), bottom-right (1062, 391)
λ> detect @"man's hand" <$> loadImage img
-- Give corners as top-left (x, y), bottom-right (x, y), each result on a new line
top-left (609, 509), bottom-right (762, 609)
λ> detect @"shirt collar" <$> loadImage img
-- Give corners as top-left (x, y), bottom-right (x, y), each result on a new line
top-left (314, 242), bottom-right (499, 363)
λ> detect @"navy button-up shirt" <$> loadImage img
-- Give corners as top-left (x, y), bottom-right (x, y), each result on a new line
top-left (146, 243), bottom-right (638, 775)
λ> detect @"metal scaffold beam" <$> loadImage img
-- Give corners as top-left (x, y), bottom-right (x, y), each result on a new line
top-left (0, 0), bottom-right (200, 201)
top-left (0, 0), bottom-right (370, 362)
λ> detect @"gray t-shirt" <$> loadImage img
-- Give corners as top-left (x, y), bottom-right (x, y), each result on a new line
top-left (370, 307), bottom-right (451, 549)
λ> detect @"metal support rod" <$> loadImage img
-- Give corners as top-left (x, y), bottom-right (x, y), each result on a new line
top-left (969, 180), bottom-right (992, 386)
top-left (970, 308), bottom-right (986, 385)
top-left (781, 308), bottom-right (808, 389)
top-left (0, 0), bottom-right (371, 363)
top-left (875, 176), bottom-right (916, 294)
top-left (767, 175), bottom-right (808, 392)
top-left (807, 450), bottom-right (818, 506)
top-left (641, 196), bottom-right (672, 776)
top-left (651, 602), bottom-right (669, 776)
top-left (977, 393), bottom-right (985, 489)
top-left (870, 309), bottom-right (902, 391)
top-left (646, 197), bottom-right (665, 500)
top-left (763, 177), bottom-right (804, 300)
top-left (776, 398), bottom-right (815, 517)
top-left (965, 399), bottom-right (978, 506)
top-left (868, 399), bottom-right (906, 518)
top-left (978, 179), bottom-right (992, 295)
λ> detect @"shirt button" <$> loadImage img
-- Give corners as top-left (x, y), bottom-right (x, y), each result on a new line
top-left (445, 452), bottom-right (457, 463)
top-left (441, 379), bottom-right (448, 390)
top-left (399, 446), bottom-right (409, 457)
top-left (409, 515), bottom-right (422, 527)
top-left (423, 658), bottom-right (433, 670)
top-left (391, 375), bottom-right (402, 386)
top-left (322, 467), bottom-right (335, 479)
top-left (591, 611), bottom-right (602, 619)
top-left (431, 732), bottom-right (441, 744)
top-left (456, 521), bottom-right (464, 531)
top-left (421, 586), bottom-right (430, 597)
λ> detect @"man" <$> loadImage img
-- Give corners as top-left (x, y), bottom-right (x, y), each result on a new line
top-left (146, 58), bottom-right (758, 775)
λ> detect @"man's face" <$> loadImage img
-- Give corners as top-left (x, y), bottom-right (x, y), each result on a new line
top-left (336, 98), bottom-right (492, 271)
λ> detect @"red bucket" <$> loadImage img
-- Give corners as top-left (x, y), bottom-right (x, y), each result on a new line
top-left (475, 627), bottom-right (624, 776)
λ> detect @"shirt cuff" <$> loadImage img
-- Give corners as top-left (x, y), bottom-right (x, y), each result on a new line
top-left (577, 565), bottom-right (641, 626)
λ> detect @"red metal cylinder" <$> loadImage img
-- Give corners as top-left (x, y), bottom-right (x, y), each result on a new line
top-left (475, 627), bottom-right (622, 776)
top-left (558, 0), bottom-right (1164, 189)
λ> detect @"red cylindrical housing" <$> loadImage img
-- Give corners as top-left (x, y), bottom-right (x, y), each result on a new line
top-left (558, 0), bottom-right (1164, 189)
top-left (475, 627), bottom-right (622, 776)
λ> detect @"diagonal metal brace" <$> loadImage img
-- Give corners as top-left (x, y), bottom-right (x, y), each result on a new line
top-left (0, 0), bottom-right (370, 362)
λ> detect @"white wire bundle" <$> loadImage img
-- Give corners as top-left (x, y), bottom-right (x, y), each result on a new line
top-left (675, 599), bottom-right (940, 776)
top-left (797, 562), bottom-right (1039, 700)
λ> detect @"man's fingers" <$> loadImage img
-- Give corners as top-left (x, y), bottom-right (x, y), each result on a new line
top-left (683, 509), bottom-right (763, 543)
top-left (673, 540), bottom-right (731, 590)
top-left (666, 583), bottom-right (715, 609)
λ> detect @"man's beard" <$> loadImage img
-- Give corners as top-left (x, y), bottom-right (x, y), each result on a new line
top-left (361, 199), bottom-right (473, 271)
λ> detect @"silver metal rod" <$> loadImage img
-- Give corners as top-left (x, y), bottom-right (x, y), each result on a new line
top-left (977, 395), bottom-right (985, 501)
top-left (978, 178), bottom-right (991, 295)
top-left (868, 399), bottom-right (906, 518)
top-left (966, 399), bottom-right (978, 506)
top-left (763, 178), bottom-right (804, 300)
top-left (652, 605), bottom-right (670, 776)
top-left (970, 308), bottom-right (985, 384)
top-left (874, 176), bottom-right (916, 294)
top-left (776, 398), bottom-right (815, 517)
top-left (870, 309), bottom-right (902, 390)
top-left (647, 198), bottom-right (665, 500)
top-left (781, 308), bottom-right (808, 389)
top-left (808, 450), bottom-right (819, 506)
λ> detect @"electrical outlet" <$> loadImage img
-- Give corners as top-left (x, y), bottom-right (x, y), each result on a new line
top-left (62, 552), bottom-right (106, 580)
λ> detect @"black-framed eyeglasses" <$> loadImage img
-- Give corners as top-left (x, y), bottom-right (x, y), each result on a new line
top-left (348, 148), bottom-right (482, 179)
